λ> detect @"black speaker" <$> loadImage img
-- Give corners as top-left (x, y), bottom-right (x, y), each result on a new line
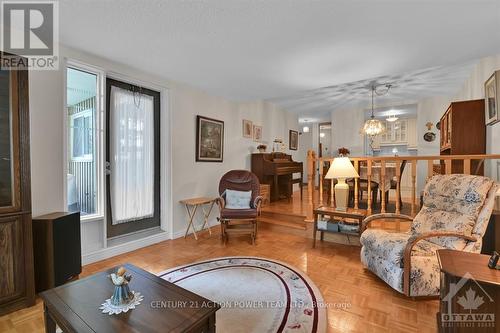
top-left (32, 211), bottom-right (82, 292)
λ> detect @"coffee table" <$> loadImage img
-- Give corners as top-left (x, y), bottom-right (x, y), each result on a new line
top-left (313, 206), bottom-right (367, 247)
top-left (40, 264), bottom-right (219, 333)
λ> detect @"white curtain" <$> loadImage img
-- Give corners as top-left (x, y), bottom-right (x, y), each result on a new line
top-left (110, 86), bottom-right (154, 224)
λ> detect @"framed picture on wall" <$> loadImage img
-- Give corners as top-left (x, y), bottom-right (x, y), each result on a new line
top-left (289, 130), bottom-right (298, 150)
top-left (253, 125), bottom-right (262, 142)
top-left (485, 71), bottom-right (499, 125)
top-left (242, 119), bottom-right (253, 138)
top-left (196, 115), bottom-right (224, 162)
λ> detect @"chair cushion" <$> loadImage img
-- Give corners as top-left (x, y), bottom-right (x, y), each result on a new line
top-left (225, 189), bottom-right (252, 209)
top-left (422, 174), bottom-right (494, 216)
top-left (220, 208), bottom-right (258, 219)
top-left (412, 175), bottom-right (494, 250)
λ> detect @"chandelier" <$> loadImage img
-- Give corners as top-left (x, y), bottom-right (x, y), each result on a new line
top-left (362, 84), bottom-right (392, 138)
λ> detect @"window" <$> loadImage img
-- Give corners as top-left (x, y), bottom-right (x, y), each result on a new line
top-left (66, 66), bottom-right (101, 217)
top-left (70, 109), bottom-right (93, 160)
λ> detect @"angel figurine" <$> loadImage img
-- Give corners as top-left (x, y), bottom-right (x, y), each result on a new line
top-left (109, 267), bottom-right (133, 306)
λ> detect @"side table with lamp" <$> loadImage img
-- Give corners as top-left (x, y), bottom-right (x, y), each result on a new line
top-left (313, 157), bottom-right (366, 247)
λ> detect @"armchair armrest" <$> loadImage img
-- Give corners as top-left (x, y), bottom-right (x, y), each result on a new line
top-left (253, 196), bottom-right (263, 215)
top-left (215, 196), bottom-right (225, 210)
top-left (361, 213), bottom-right (414, 232)
top-left (402, 231), bottom-right (477, 296)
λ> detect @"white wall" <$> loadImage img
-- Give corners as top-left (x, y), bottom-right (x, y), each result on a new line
top-left (415, 95), bottom-right (451, 191)
top-left (455, 55), bottom-right (500, 181)
top-left (29, 45), bottom-right (298, 260)
top-left (331, 108), bottom-right (365, 156)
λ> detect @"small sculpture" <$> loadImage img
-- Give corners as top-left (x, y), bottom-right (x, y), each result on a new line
top-left (110, 267), bottom-right (133, 306)
top-left (99, 267), bottom-right (143, 315)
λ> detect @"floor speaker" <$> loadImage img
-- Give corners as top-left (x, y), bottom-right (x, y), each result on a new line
top-left (32, 211), bottom-right (82, 292)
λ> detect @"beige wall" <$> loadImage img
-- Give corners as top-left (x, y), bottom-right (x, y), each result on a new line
top-left (28, 45), bottom-right (298, 260)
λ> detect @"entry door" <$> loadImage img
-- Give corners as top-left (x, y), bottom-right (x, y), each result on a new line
top-left (106, 78), bottom-right (160, 238)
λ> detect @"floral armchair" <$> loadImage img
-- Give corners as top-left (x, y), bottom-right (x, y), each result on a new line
top-left (360, 174), bottom-right (498, 297)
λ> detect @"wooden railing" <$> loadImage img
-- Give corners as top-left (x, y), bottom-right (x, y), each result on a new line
top-left (306, 151), bottom-right (500, 218)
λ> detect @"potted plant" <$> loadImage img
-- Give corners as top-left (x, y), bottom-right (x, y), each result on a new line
top-left (257, 144), bottom-right (267, 153)
top-left (338, 147), bottom-right (350, 157)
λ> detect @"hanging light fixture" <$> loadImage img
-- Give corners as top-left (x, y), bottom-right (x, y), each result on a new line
top-left (362, 84), bottom-right (392, 138)
top-left (302, 119), bottom-right (310, 133)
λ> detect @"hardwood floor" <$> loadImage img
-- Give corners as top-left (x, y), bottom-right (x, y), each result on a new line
top-left (0, 225), bottom-right (439, 333)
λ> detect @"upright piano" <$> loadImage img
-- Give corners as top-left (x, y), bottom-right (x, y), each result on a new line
top-left (251, 153), bottom-right (303, 202)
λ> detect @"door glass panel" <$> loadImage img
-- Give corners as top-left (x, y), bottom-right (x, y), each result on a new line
top-left (66, 67), bottom-right (97, 215)
top-left (0, 70), bottom-right (13, 207)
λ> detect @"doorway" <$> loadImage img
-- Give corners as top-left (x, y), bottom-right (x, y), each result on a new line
top-left (318, 122), bottom-right (332, 158)
top-left (106, 78), bottom-right (161, 238)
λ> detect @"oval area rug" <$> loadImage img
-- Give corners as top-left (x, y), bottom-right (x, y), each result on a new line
top-left (158, 257), bottom-right (327, 333)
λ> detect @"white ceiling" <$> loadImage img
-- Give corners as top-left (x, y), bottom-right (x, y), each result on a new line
top-left (272, 60), bottom-right (477, 122)
top-left (59, 0), bottom-right (500, 108)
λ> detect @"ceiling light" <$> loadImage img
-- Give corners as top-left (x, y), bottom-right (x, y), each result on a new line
top-left (302, 126), bottom-right (310, 133)
top-left (362, 85), bottom-right (389, 138)
top-left (320, 132), bottom-right (325, 138)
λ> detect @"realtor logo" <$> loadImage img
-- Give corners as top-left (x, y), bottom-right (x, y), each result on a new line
top-left (1, 0), bottom-right (59, 69)
top-left (441, 272), bottom-right (495, 329)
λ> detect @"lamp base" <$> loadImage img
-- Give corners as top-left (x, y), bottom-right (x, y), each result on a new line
top-left (334, 179), bottom-right (349, 212)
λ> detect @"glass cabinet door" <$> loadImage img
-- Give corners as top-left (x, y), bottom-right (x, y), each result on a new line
top-left (0, 69), bottom-right (19, 212)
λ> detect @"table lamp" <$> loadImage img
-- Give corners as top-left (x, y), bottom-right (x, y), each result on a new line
top-left (325, 157), bottom-right (359, 211)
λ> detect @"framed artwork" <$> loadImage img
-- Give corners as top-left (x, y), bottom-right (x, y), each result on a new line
top-left (485, 71), bottom-right (499, 125)
top-left (196, 115), bottom-right (224, 162)
top-left (253, 125), bottom-right (262, 142)
top-left (242, 119), bottom-right (253, 138)
top-left (289, 130), bottom-right (298, 150)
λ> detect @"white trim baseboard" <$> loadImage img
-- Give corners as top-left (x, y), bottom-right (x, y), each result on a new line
top-left (171, 220), bottom-right (220, 239)
top-left (82, 231), bottom-right (170, 265)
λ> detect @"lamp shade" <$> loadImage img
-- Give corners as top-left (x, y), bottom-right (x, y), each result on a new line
top-left (325, 157), bottom-right (359, 179)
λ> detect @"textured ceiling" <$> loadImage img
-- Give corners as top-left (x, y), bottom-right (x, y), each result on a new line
top-left (271, 61), bottom-right (477, 122)
top-left (59, 0), bottom-right (500, 104)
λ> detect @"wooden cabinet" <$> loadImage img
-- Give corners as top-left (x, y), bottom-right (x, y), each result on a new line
top-left (372, 118), bottom-right (417, 149)
top-left (439, 100), bottom-right (485, 175)
top-left (0, 52), bottom-right (34, 315)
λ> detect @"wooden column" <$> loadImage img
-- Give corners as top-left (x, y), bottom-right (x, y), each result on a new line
top-left (411, 161), bottom-right (417, 216)
top-left (395, 160), bottom-right (402, 215)
top-left (463, 159), bottom-right (471, 175)
top-left (367, 159), bottom-right (373, 215)
top-left (380, 160), bottom-right (386, 214)
top-left (354, 160), bottom-right (359, 210)
top-left (445, 159), bottom-right (452, 174)
top-left (427, 160), bottom-right (434, 181)
top-left (318, 158), bottom-right (323, 205)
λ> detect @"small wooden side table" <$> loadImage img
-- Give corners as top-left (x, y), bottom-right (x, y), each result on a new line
top-left (179, 197), bottom-right (216, 240)
top-left (313, 206), bottom-right (366, 247)
top-left (436, 250), bottom-right (500, 333)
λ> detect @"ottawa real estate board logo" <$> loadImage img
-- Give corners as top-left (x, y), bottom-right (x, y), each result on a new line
top-left (1, 1), bottom-right (59, 70)
top-left (441, 272), bottom-right (495, 330)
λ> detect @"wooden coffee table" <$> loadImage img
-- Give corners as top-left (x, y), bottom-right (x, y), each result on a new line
top-left (40, 264), bottom-right (219, 333)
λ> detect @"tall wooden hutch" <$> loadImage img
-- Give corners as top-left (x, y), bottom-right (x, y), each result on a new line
top-left (0, 52), bottom-right (35, 315)
top-left (439, 99), bottom-right (486, 175)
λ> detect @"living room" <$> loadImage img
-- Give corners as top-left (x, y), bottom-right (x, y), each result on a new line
top-left (1, 1), bottom-right (500, 332)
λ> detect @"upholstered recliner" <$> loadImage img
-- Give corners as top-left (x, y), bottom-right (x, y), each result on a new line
top-left (360, 174), bottom-right (498, 297)
top-left (216, 170), bottom-right (262, 244)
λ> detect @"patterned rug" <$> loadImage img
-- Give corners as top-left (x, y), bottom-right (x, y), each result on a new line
top-left (158, 257), bottom-right (327, 333)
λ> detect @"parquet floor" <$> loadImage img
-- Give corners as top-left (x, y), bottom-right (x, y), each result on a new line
top-left (0, 225), bottom-right (439, 333)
